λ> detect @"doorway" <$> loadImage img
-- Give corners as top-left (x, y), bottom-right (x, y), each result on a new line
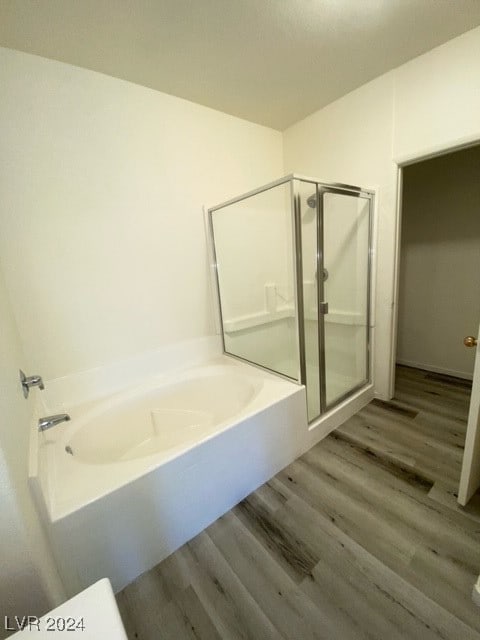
top-left (393, 144), bottom-right (480, 502)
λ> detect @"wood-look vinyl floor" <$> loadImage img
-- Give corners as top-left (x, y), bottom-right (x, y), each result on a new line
top-left (117, 365), bottom-right (480, 639)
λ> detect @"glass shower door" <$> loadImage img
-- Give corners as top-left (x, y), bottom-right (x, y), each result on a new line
top-left (209, 175), bottom-right (372, 422)
top-left (210, 180), bottom-right (300, 382)
top-left (321, 188), bottom-right (371, 408)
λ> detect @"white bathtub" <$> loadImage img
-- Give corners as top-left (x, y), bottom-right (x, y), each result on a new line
top-left (30, 356), bottom-right (307, 595)
top-left (66, 370), bottom-right (263, 464)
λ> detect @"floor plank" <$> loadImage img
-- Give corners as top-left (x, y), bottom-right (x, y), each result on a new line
top-left (428, 482), bottom-right (480, 529)
top-left (156, 586), bottom-right (223, 640)
top-left (207, 510), bottom-right (341, 640)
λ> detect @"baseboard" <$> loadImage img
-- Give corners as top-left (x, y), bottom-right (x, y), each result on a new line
top-left (395, 359), bottom-right (473, 381)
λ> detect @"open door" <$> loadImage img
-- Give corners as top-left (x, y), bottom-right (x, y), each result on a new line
top-left (458, 327), bottom-right (480, 505)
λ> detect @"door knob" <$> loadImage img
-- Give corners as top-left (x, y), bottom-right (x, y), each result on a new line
top-left (464, 336), bottom-right (478, 348)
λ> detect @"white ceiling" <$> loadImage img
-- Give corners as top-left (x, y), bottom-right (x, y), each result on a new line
top-left (1, 0), bottom-right (480, 130)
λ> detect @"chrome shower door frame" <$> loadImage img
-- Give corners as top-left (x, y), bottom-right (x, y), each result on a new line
top-left (207, 174), bottom-right (374, 419)
top-left (208, 174), bottom-right (304, 385)
top-left (317, 183), bottom-right (375, 414)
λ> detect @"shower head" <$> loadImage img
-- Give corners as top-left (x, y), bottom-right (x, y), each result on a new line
top-left (301, 192), bottom-right (317, 223)
top-left (307, 193), bottom-right (317, 208)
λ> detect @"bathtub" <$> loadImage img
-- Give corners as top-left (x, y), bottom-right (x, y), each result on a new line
top-left (30, 356), bottom-right (307, 595)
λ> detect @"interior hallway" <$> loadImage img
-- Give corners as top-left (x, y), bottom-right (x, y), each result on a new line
top-left (117, 365), bottom-right (480, 639)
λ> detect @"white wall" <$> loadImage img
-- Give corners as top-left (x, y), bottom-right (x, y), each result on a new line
top-left (397, 146), bottom-right (480, 379)
top-left (284, 25), bottom-right (480, 399)
top-left (393, 26), bottom-right (480, 164)
top-left (0, 46), bottom-right (283, 627)
top-left (0, 268), bottom-right (64, 637)
top-left (0, 47), bottom-right (283, 383)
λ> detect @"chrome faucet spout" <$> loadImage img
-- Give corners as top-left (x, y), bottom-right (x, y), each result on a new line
top-left (38, 414), bottom-right (71, 432)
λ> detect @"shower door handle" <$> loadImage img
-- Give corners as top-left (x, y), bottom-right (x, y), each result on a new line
top-left (319, 302), bottom-right (329, 314)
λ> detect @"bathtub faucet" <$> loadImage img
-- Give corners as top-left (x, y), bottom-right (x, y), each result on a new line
top-left (20, 370), bottom-right (45, 398)
top-left (38, 414), bottom-right (71, 432)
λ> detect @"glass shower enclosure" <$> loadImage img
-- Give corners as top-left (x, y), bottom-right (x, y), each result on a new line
top-left (208, 175), bottom-right (373, 423)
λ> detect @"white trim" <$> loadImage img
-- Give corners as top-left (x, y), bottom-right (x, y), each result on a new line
top-left (393, 134), bottom-right (480, 168)
top-left (396, 359), bottom-right (473, 382)
top-left (388, 166), bottom-right (403, 398)
top-left (458, 327), bottom-right (480, 505)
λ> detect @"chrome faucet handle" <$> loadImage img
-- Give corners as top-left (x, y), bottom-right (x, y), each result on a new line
top-left (20, 370), bottom-right (45, 398)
